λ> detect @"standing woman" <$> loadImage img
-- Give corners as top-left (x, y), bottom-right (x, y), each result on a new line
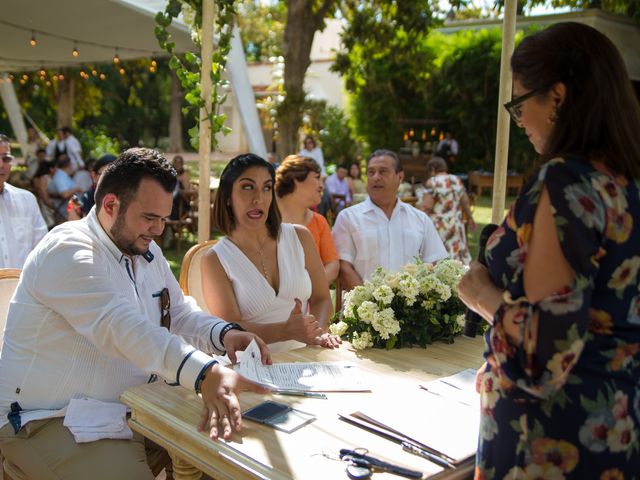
top-left (299, 135), bottom-right (326, 176)
top-left (459, 23), bottom-right (640, 478)
top-left (420, 156), bottom-right (475, 264)
top-left (276, 155), bottom-right (340, 285)
top-left (201, 154), bottom-right (340, 353)
top-left (347, 161), bottom-right (367, 204)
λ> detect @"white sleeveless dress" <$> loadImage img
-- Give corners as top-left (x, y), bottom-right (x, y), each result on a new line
top-left (213, 223), bottom-right (312, 353)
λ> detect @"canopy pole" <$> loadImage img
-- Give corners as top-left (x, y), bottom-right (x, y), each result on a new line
top-left (0, 74), bottom-right (28, 156)
top-left (491, 0), bottom-right (518, 224)
top-left (198, 0), bottom-right (214, 243)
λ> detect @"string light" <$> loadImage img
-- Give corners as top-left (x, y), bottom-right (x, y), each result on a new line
top-left (119, 67), bottom-right (126, 75)
top-left (113, 48), bottom-right (120, 64)
top-left (58, 73), bottom-right (65, 80)
top-left (29, 30), bottom-right (37, 47)
top-left (72, 41), bottom-right (79, 57)
top-left (99, 73), bottom-right (106, 80)
top-left (39, 68), bottom-right (46, 77)
top-left (45, 80), bottom-right (51, 86)
top-left (151, 58), bottom-right (157, 67)
top-left (91, 69), bottom-right (98, 76)
top-left (22, 74), bottom-right (28, 81)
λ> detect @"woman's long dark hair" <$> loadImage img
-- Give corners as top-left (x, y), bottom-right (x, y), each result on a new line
top-left (212, 153), bottom-right (281, 238)
top-left (511, 22), bottom-right (640, 178)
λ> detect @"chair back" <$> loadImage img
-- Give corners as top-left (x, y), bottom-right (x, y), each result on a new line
top-left (0, 269), bottom-right (21, 351)
top-left (179, 240), bottom-right (218, 313)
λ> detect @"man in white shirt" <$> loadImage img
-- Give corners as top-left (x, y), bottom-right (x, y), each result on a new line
top-left (46, 126), bottom-right (85, 173)
top-left (0, 134), bottom-right (47, 269)
top-left (333, 149), bottom-right (447, 291)
top-left (324, 164), bottom-right (351, 213)
top-left (0, 148), bottom-right (271, 479)
top-left (49, 154), bottom-right (82, 219)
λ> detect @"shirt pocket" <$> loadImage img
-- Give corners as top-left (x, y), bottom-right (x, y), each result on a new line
top-left (402, 229), bottom-right (423, 261)
top-left (352, 227), bottom-right (379, 263)
top-left (12, 220), bottom-right (31, 246)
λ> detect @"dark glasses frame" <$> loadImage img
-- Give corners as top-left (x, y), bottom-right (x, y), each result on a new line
top-left (160, 287), bottom-right (171, 330)
top-left (503, 85), bottom-right (550, 124)
top-left (1, 154), bottom-right (14, 164)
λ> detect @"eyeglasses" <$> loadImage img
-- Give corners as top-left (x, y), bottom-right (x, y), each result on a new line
top-left (1, 154), bottom-right (14, 164)
top-left (160, 287), bottom-right (171, 330)
top-left (503, 86), bottom-right (549, 125)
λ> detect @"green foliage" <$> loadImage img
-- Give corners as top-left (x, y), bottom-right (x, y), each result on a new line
top-left (302, 99), bottom-right (364, 166)
top-left (334, 1), bottom-right (440, 153)
top-left (75, 125), bottom-right (121, 159)
top-left (155, 0), bottom-right (236, 150)
top-left (236, 1), bottom-right (286, 62)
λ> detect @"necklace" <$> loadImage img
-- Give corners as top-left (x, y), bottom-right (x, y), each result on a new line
top-left (230, 235), bottom-right (270, 282)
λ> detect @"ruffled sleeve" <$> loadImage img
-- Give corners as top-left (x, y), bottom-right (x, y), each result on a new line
top-left (488, 158), bottom-right (605, 399)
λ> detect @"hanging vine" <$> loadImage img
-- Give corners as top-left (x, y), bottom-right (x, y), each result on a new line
top-left (155, 0), bottom-right (236, 149)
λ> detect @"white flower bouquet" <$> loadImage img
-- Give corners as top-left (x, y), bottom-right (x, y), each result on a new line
top-left (330, 259), bottom-right (468, 350)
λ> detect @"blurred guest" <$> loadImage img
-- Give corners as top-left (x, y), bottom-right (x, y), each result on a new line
top-left (458, 22), bottom-right (640, 478)
top-left (420, 156), bottom-right (475, 264)
top-left (0, 134), bottom-right (47, 268)
top-left (32, 160), bottom-right (57, 229)
top-left (170, 155), bottom-right (192, 220)
top-left (67, 154), bottom-right (117, 221)
top-left (437, 131), bottom-right (459, 165)
top-left (333, 149), bottom-right (447, 290)
top-left (276, 155), bottom-right (339, 285)
top-left (347, 161), bottom-right (367, 204)
top-left (48, 154), bottom-right (82, 220)
top-left (324, 164), bottom-right (351, 214)
top-left (46, 126), bottom-right (84, 173)
top-left (202, 154), bottom-right (341, 353)
top-left (299, 135), bottom-right (326, 177)
top-left (23, 127), bottom-right (46, 179)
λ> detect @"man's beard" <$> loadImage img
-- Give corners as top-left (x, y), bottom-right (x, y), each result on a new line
top-left (110, 210), bottom-right (147, 256)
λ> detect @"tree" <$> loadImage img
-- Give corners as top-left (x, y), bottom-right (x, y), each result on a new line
top-left (333, 1), bottom-right (439, 151)
top-left (276, 0), bottom-right (337, 161)
top-left (236, 2), bottom-right (286, 62)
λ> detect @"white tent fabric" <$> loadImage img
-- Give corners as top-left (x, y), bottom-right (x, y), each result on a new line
top-left (0, 0), bottom-right (266, 158)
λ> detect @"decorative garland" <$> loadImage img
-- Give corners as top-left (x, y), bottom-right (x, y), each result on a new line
top-left (155, 0), bottom-right (236, 149)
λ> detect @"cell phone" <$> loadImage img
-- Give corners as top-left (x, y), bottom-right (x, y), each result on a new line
top-left (243, 401), bottom-right (315, 433)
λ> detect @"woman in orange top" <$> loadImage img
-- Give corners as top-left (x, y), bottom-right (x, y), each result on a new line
top-left (276, 155), bottom-right (339, 285)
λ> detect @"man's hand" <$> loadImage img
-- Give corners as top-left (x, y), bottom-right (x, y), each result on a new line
top-left (197, 364), bottom-right (270, 440)
top-left (223, 330), bottom-right (271, 365)
top-left (286, 298), bottom-right (323, 344)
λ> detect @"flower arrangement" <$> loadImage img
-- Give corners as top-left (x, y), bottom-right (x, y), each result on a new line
top-left (330, 259), bottom-right (468, 350)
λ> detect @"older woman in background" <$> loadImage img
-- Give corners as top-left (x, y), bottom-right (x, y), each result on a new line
top-left (201, 154), bottom-right (341, 353)
top-left (420, 156), bottom-right (475, 264)
top-left (276, 155), bottom-right (339, 285)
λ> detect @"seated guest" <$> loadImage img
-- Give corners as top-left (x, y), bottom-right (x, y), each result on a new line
top-left (0, 148), bottom-right (270, 480)
top-left (324, 164), bottom-right (351, 214)
top-left (170, 154), bottom-right (193, 220)
top-left (48, 154), bottom-right (82, 219)
top-left (0, 134), bottom-right (47, 268)
top-left (202, 153), bottom-right (341, 353)
top-left (347, 161), bottom-right (367, 204)
top-left (333, 149), bottom-right (447, 291)
top-left (420, 156), bottom-right (476, 265)
top-left (275, 155), bottom-right (339, 285)
top-left (67, 154), bottom-right (117, 220)
top-left (32, 160), bottom-right (57, 229)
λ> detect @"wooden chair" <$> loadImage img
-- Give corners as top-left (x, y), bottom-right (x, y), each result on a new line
top-left (400, 195), bottom-right (418, 207)
top-left (178, 239), bottom-right (218, 313)
top-left (165, 190), bottom-right (198, 254)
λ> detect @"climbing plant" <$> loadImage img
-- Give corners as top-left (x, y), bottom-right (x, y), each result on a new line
top-left (155, 0), bottom-right (236, 149)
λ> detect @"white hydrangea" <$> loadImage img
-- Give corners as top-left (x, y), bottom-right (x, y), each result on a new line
top-left (435, 282), bottom-right (452, 302)
top-left (342, 285), bottom-right (370, 318)
top-left (351, 331), bottom-right (374, 350)
top-left (433, 259), bottom-right (466, 288)
top-left (397, 272), bottom-right (419, 306)
top-left (401, 262), bottom-right (419, 276)
top-left (372, 285), bottom-right (394, 305)
top-left (329, 321), bottom-right (348, 336)
top-left (384, 272), bottom-right (401, 290)
top-left (369, 267), bottom-right (387, 287)
top-left (456, 314), bottom-right (465, 328)
top-left (371, 308), bottom-right (400, 340)
top-left (357, 301), bottom-right (378, 324)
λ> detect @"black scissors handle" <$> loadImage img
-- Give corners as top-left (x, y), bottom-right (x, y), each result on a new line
top-left (340, 449), bottom-right (423, 479)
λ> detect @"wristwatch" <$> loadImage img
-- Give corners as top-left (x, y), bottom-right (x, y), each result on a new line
top-left (220, 322), bottom-right (245, 345)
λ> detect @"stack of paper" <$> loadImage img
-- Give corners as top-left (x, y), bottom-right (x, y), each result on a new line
top-left (63, 397), bottom-right (133, 443)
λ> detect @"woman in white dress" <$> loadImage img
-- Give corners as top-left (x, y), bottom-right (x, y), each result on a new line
top-left (202, 153), bottom-right (341, 353)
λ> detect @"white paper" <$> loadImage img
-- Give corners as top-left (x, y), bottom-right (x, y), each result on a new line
top-left (420, 368), bottom-right (480, 407)
top-left (237, 340), bottom-right (368, 391)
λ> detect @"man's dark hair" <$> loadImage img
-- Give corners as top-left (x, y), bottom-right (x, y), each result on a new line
top-left (61, 126), bottom-right (72, 135)
top-left (337, 164), bottom-right (349, 171)
top-left (212, 153), bottom-right (281, 239)
top-left (56, 156), bottom-right (71, 169)
top-left (36, 148), bottom-right (46, 155)
top-left (94, 148), bottom-right (176, 213)
top-left (0, 134), bottom-right (9, 144)
top-left (367, 149), bottom-right (403, 172)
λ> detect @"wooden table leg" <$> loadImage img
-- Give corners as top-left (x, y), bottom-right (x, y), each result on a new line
top-left (169, 451), bottom-right (202, 480)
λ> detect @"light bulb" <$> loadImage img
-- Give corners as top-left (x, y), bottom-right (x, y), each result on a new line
top-left (30, 31), bottom-right (37, 47)
top-left (72, 42), bottom-right (79, 57)
top-left (119, 67), bottom-right (125, 75)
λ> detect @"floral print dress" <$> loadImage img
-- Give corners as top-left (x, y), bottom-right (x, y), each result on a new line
top-left (425, 173), bottom-right (472, 264)
top-left (476, 157), bottom-right (640, 479)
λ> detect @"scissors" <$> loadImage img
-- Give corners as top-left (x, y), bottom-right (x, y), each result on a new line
top-left (339, 448), bottom-right (423, 479)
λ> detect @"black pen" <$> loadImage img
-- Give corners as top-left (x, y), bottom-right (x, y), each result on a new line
top-left (401, 441), bottom-right (455, 469)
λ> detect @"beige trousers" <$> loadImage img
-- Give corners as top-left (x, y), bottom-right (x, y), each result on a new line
top-left (0, 418), bottom-right (155, 480)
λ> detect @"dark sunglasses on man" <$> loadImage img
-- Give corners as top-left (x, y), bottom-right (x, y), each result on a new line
top-left (1, 154), bottom-right (14, 164)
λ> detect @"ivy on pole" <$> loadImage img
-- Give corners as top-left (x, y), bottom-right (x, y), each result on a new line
top-left (155, 0), bottom-right (236, 149)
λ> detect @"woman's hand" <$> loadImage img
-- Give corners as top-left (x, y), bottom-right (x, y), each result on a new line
top-left (458, 262), bottom-right (502, 324)
top-left (475, 361), bottom-right (487, 394)
top-left (285, 298), bottom-right (323, 344)
top-left (315, 332), bottom-right (342, 349)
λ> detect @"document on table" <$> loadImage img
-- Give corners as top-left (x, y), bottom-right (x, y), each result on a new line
top-left (236, 340), bottom-right (369, 392)
top-left (420, 368), bottom-right (480, 407)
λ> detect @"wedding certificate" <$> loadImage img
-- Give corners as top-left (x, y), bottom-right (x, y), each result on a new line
top-left (236, 340), bottom-right (369, 392)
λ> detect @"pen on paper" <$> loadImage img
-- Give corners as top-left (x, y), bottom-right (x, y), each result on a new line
top-left (401, 441), bottom-right (455, 469)
top-left (272, 390), bottom-right (327, 399)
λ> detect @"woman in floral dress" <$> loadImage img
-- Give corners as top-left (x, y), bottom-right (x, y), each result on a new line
top-left (420, 156), bottom-right (475, 264)
top-left (458, 23), bottom-right (640, 479)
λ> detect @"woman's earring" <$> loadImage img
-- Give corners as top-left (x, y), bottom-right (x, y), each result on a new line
top-left (548, 105), bottom-right (559, 124)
